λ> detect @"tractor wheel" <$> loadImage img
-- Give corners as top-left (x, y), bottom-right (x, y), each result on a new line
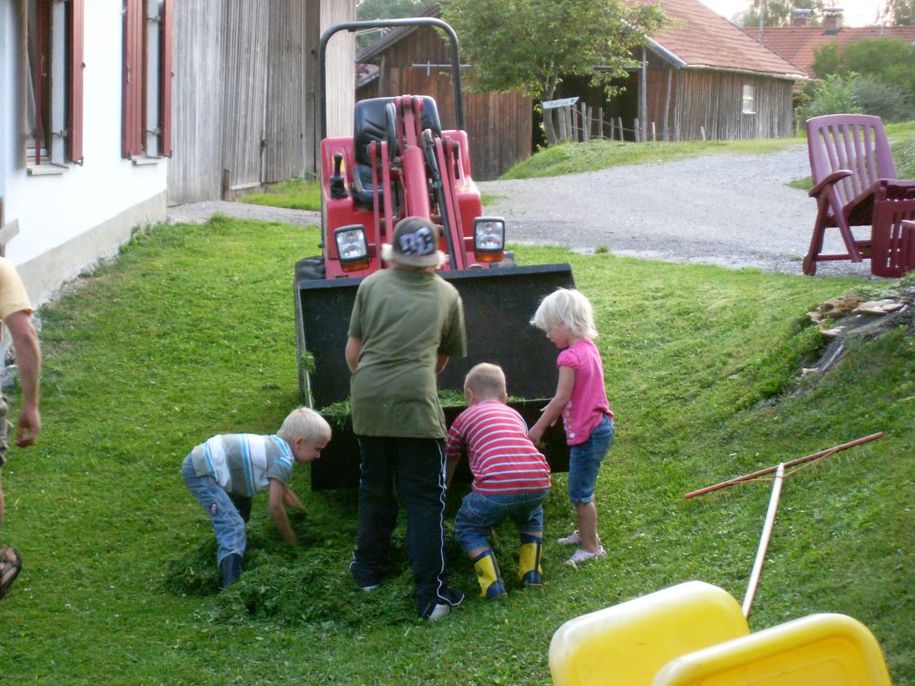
top-left (492, 251), bottom-right (516, 269)
top-left (296, 256), bottom-right (326, 282)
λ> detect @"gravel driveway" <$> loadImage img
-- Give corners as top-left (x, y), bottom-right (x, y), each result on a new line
top-left (480, 145), bottom-right (869, 277)
top-left (168, 145), bottom-right (874, 277)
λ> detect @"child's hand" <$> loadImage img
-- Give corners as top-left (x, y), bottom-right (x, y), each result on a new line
top-left (527, 427), bottom-right (543, 444)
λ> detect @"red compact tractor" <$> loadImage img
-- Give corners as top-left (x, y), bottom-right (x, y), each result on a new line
top-left (296, 18), bottom-right (575, 489)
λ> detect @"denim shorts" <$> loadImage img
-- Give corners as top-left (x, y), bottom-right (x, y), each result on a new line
top-left (567, 415), bottom-right (614, 505)
top-left (454, 489), bottom-right (549, 552)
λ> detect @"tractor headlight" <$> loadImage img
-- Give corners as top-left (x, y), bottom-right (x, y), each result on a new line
top-left (473, 217), bottom-right (505, 263)
top-left (335, 225), bottom-right (370, 271)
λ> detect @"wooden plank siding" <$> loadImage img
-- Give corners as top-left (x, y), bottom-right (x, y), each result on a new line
top-left (221, 1), bottom-right (268, 192)
top-left (169, 0), bottom-right (225, 203)
top-left (659, 69), bottom-right (795, 140)
top-left (168, 0), bottom-right (354, 205)
top-left (358, 26), bottom-right (531, 181)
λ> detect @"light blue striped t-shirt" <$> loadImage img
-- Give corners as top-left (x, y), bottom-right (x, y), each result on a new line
top-left (188, 434), bottom-right (294, 496)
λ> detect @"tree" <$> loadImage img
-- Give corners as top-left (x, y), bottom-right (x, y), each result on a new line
top-left (808, 38), bottom-right (915, 121)
top-left (356, 0), bottom-right (428, 47)
top-left (356, 0), bottom-right (426, 20)
top-left (885, 0), bottom-right (915, 25)
top-left (738, 0), bottom-right (824, 28)
top-left (443, 0), bottom-right (665, 145)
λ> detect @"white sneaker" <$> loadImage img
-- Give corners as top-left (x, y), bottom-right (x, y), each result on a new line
top-left (565, 546), bottom-right (606, 567)
top-left (426, 603), bottom-right (451, 621)
top-left (557, 530), bottom-right (582, 545)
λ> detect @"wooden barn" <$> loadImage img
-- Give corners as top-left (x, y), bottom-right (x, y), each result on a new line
top-left (168, 0), bottom-right (356, 204)
top-left (355, 6), bottom-right (532, 181)
top-left (557, 0), bottom-right (807, 142)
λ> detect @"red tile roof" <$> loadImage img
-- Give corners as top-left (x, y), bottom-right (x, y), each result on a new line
top-left (644, 0), bottom-right (807, 79)
top-left (757, 25), bottom-right (915, 78)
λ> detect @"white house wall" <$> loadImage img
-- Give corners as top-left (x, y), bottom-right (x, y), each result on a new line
top-left (0, 0), bottom-right (167, 308)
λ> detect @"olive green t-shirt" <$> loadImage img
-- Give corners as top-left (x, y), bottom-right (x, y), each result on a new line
top-left (348, 267), bottom-right (466, 438)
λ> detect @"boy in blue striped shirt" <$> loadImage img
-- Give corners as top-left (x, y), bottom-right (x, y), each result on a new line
top-left (180, 407), bottom-right (331, 589)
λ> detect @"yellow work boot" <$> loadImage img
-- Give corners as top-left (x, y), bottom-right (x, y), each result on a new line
top-left (518, 535), bottom-right (543, 587)
top-left (472, 549), bottom-right (507, 600)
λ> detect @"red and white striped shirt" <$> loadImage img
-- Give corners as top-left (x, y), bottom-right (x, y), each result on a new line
top-left (446, 400), bottom-right (551, 495)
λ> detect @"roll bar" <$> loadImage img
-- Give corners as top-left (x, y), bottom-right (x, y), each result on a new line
top-left (318, 18), bottom-right (465, 139)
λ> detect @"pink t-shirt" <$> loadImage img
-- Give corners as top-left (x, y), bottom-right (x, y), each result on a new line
top-left (557, 338), bottom-right (613, 446)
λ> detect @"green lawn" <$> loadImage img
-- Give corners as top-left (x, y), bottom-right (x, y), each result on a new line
top-left (1, 217), bottom-right (912, 684)
top-left (508, 120), bottom-right (915, 183)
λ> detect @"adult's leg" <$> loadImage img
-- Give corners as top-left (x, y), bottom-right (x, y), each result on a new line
top-left (351, 436), bottom-right (398, 587)
top-left (397, 438), bottom-right (462, 616)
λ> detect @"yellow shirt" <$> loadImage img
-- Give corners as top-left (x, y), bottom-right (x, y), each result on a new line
top-left (0, 257), bottom-right (32, 321)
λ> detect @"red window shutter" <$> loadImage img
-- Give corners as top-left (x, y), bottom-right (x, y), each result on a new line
top-left (122, 0), bottom-right (144, 157)
top-left (67, 0), bottom-right (85, 164)
top-left (159, 0), bottom-right (173, 157)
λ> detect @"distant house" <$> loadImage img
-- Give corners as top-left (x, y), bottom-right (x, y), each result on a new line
top-left (755, 9), bottom-right (915, 82)
top-left (558, 0), bottom-right (806, 142)
top-left (355, 5), bottom-right (532, 181)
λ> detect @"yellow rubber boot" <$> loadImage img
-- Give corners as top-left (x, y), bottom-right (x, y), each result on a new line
top-left (518, 535), bottom-right (543, 586)
top-left (472, 549), bottom-right (507, 599)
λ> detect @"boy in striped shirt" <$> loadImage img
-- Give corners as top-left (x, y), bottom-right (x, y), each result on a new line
top-left (181, 407), bottom-right (331, 590)
top-left (445, 363), bottom-right (551, 599)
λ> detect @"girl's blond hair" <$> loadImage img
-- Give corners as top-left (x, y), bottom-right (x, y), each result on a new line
top-left (277, 407), bottom-right (332, 444)
top-left (530, 288), bottom-right (598, 340)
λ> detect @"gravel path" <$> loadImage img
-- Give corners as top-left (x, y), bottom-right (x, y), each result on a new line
top-left (167, 145), bottom-right (874, 277)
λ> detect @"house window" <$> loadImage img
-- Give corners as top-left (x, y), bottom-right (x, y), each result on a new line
top-left (122, 0), bottom-right (173, 160)
top-left (23, 0), bottom-right (84, 168)
top-left (741, 84), bottom-right (756, 115)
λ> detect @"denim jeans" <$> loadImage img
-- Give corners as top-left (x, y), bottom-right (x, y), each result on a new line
top-left (454, 489), bottom-right (549, 552)
top-left (567, 415), bottom-right (614, 504)
top-left (181, 455), bottom-right (246, 564)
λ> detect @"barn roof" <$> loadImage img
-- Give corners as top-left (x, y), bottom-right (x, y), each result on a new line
top-left (757, 25), bottom-right (915, 78)
top-left (357, 0), bottom-right (806, 82)
top-left (644, 0), bottom-right (807, 80)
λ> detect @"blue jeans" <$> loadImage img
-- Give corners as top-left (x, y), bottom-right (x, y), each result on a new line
top-left (454, 489), bottom-right (549, 552)
top-left (567, 416), bottom-right (614, 504)
top-left (181, 455), bottom-right (246, 564)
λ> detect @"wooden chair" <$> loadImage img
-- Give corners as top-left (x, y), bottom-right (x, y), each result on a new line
top-left (804, 114), bottom-right (915, 275)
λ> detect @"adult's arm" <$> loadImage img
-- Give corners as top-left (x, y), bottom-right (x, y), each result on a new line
top-left (5, 310), bottom-right (41, 446)
top-left (345, 336), bottom-right (362, 373)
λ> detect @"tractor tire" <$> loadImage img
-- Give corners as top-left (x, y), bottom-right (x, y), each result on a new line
top-left (295, 256), bottom-right (326, 282)
top-left (492, 251), bottom-right (516, 269)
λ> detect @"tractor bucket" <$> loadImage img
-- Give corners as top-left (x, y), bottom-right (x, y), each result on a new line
top-left (295, 261), bottom-right (575, 490)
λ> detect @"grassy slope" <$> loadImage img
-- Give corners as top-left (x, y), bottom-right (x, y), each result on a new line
top-left (506, 120), bottom-right (915, 182)
top-left (0, 218), bottom-right (912, 684)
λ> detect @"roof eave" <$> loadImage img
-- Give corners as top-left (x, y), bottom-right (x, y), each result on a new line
top-left (647, 38), bottom-right (808, 81)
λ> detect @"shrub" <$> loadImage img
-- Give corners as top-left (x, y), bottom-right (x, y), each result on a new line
top-left (851, 75), bottom-right (913, 122)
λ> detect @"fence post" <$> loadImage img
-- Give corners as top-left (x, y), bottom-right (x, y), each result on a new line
top-left (617, 117), bottom-right (623, 141)
top-left (651, 121), bottom-right (656, 141)
top-left (700, 125), bottom-right (706, 141)
top-left (597, 107), bottom-right (604, 140)
top-left (634, 119), bottom-right (640, 142)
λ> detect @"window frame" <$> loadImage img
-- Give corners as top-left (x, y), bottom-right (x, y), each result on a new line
top-left (741, 84), bottom-right (756, 115)
top-left (22, 0), bottom-right (84, 168)
top-left (122, 0), bottom-right (173, 160)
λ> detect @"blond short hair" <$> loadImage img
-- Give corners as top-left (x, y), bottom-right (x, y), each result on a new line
top-left (464, 363), bottom-right (507, 401)
top-left (530, 288), bottom-right (598, 340)
top-left (277, 407), bottom-right (332, 444)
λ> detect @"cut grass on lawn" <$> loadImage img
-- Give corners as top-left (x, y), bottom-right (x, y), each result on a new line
top-left (1, 216), bottom-right (912, 684)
